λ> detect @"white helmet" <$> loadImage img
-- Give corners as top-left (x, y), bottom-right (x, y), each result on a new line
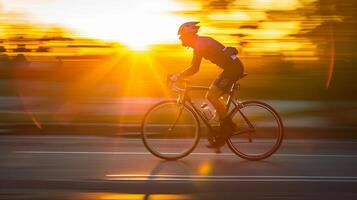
top-left (178, 21), bottom-right (200, 36)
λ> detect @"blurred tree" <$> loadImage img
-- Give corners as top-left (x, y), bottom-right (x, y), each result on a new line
top-left (314, 0), bottom-right (357, 99)
top-left (205, 0), bottom-right (236, 10)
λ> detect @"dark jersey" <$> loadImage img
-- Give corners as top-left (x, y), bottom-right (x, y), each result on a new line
top-left (192, 36), bottom-right (232, 70)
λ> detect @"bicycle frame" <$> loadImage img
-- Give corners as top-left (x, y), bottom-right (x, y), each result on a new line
top-left (174, 81), bottom-right (255, 137)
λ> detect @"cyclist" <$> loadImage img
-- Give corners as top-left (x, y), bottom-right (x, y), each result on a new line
top-left (169, 21), bottom-right (245, 148)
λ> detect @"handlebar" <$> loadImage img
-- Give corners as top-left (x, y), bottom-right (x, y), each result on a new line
top-left (167, 76), bottom-right (187, 93)
top-left (172, 83), bottom-right (185, 93)
top-left (167, 75), bottom-right (210, 93)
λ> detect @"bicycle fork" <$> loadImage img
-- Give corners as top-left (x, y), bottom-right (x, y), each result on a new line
top-left (236, 108), bottom-right (255, 142)
top-left (168, 104), bottom-right (184, 131)
top-left (229, 101), bottom-right (255, 143)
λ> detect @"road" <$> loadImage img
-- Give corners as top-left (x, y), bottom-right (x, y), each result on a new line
top-left (0, 135), bottom-right (357, 199)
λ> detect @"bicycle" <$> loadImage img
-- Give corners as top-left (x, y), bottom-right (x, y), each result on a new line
top-left (141, 74), bottom-right (284, 161)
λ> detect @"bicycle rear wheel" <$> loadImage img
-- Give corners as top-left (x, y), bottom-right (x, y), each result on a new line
top-left (227, 101), bottom-right (284, 161)
top-left (141, 100), bottom-right (200, 160)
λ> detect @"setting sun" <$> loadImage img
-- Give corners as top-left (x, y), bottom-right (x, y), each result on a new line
top-left (1, 0), bottom-right (188, 50)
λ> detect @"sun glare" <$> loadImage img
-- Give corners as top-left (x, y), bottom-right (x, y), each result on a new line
top-left (1, 0), bottom-right (188, 50)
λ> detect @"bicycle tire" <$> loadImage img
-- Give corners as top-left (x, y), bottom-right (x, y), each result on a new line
top-left (227, 100), bottom-right (284, 161)
top-left (141, 100), bottom-right (201, 160)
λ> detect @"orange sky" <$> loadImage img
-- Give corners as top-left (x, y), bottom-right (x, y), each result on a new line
top-left (0, 0), bottom-right (194, 50)
top-left (0, 0), bottom-right (333, 61)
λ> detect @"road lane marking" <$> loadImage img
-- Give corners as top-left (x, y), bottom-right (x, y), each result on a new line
top-left (104, 174), bottom-right (357, 183)
top-left (13, 151), bottom-right (357, 158)
top-left (2, 136), bottom-right (357, 144)
top-left (14, 151), bottom-right (152, 155)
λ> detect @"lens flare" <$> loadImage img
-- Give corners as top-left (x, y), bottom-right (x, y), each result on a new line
top-left (198, 161), bottom-right (212, 175)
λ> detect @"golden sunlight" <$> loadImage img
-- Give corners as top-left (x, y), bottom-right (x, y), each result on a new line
top-left (0, 0), bottom-right (189, 50)
top-left (249, 0), bottom-right (302, 10)
top-left (198, 161), bottom-right (212, 175)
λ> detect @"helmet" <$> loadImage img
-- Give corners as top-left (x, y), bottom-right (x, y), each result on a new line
top-left (178, 21), bottom-right (200, 36)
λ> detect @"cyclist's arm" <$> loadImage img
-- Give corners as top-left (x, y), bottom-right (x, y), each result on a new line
top-left (178, 53), bottom-right (202, 79)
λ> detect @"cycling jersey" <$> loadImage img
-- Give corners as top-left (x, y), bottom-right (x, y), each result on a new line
top-left (179, 35), bottom-right (244, 92)
top-left (191, 36), bottom-right (244, 92)
top-left (192, 36), bottom-right (237, 70)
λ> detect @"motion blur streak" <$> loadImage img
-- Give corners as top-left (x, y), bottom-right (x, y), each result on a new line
top-left (326, 24), bottom-right (335, 89)
top-left (18, 92), bottom-right (42, 129)
top-left (77, 193), bottom-right (192, 200)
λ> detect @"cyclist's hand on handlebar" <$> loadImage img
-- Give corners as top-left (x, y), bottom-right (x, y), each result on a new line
top-left (167, 74), bottom-right (185, 93)
top-left (167, 74), bottom-right (180, 85)
top-left (169, 74), bottom-right (179, 81)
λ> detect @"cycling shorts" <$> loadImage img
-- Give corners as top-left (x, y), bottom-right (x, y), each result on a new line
top-left (213, 59), bottom-right (244, 93)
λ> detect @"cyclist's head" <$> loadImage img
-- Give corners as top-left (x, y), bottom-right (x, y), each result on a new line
top-left (178, 21), bottom-right (200, 36)
top-left (178, 21), bottom-right (199, 47)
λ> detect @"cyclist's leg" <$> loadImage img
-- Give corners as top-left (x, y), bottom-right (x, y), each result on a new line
top-left (206, 84), bottom-right (225, 120)
top-left (212, 60), bottom-right (244, 117)
top-left (206, 71), bottom-right (237, 148)
top-left (207, 70), bottom-right (236, 121)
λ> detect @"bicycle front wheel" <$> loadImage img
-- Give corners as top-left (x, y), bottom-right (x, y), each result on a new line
top-left (227, 101), bottom-right (284, 161)
top-left (141, 100), bottom-right (200, 160)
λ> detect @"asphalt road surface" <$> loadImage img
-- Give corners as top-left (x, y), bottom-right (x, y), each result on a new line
top-left (0, 135), bottom-right (357, 200)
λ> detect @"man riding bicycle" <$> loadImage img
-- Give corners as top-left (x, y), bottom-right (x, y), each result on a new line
top-left (169, 22), bottom-right (245, 148)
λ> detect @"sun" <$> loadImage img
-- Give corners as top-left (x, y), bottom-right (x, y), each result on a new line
top-left (1, 0), bottom-right (189, 51)
top-left (89, 10), bottom-right (183, 51)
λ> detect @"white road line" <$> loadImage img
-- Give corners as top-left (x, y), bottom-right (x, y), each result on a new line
top-left (104, 174), bottom-right (357, 183)
top-left (14, 151), bottom-right (152, 155)
top-left (275, 153), bottom-right (357, 158)
top-left (2, 136), bottom-right (357, 144)
top-left (13, 151), bottom-right (357, 158)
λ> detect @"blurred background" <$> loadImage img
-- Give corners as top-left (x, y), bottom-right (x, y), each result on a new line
top-left (0, 0), bottom-right (356, 133)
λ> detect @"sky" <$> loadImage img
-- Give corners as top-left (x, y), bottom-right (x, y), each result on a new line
top-left (1, 0), bottom-right (355, 99)
top-left (0, 0), bottom-right (336, 60)
top-left (0, 0), bottom-right (191, 50)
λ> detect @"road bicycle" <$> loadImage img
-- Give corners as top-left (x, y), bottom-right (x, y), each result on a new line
top-left (141, 74), bottom-right (284, 161)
